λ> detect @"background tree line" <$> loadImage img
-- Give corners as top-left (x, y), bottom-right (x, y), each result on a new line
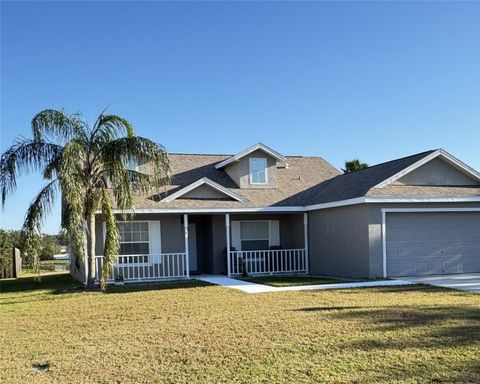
top-left (0, 229), bottom-right (67, 270)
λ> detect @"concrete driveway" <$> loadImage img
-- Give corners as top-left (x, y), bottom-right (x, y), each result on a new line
top-left (399, 273), bottom-right (480, 293)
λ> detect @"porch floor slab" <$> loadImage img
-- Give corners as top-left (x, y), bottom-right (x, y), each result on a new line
top-left (192, 275), bottom-right (415, 294)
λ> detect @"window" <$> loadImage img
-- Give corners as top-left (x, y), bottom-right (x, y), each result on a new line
top-left (240, 221), bottom-right (269, 251)
top-left (117, 222), bottom-right (149, 263)
top-left (250, 158), bottom-right (267, 184)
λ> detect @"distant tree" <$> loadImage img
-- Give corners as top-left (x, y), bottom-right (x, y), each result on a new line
top-left (0, 229), bottom-right (13, 270)
top-left (8, 230), bottom-right (26, 255)
top-left (0, 109), bottom-right (171, 288)
top-left (342, 159), bottom-right (369, 173)
top-left (39, 234), bottom-right (62, 260)
top-left (55, 230), bottom-right (69, 246)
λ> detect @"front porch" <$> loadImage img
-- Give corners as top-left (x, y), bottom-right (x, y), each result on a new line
top-left (93, 212), bottom-right (309, 284)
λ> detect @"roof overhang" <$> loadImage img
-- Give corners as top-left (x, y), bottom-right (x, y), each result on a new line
top-left (101, 196), bottom-right (480, 215)
top-left (161, 177), bottom-right (246, 202)
top-left (372, 149), bottom-right (480, 189)
top-left (215, 143), bottom-right (286, 169)
top-left (110, 206), bottom-right (305, 214)
top-left (304, 196), bottom-right (480, 211)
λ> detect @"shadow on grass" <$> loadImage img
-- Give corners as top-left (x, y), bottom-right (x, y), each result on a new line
top-left (105, 279), bottom-right (213, 294)
top-left (293, 306), bottom-right (359, 312)
top-left (239, 275), bottom-right (355, 287)
top-left (334, 284), bottom-right (462, 294)
top-left (0, 273), bottom-right (78, 294)
top-left (1, 273), bottom-right (213, 299)
top-left (315, 303), bottom-right (479, 351)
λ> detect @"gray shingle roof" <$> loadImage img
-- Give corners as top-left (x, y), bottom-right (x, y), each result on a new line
top-left (127, 149), bottom-right (479, 210)
top-left (303, 150), bottom-right (438, 204)
top-left (132, 153), bottom-right (341, 209)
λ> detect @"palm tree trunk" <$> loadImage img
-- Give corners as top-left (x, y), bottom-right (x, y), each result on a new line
top-left (86, 214), bottom-right (96, 287)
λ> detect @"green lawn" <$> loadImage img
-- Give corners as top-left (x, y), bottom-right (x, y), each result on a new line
top-left (239, 275), bottom-right (354, 286)
top-left (1, 274), bottom-right (479, 384)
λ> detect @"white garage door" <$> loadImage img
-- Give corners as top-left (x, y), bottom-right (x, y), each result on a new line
top-left (386, 211), bottom-right (480, 277)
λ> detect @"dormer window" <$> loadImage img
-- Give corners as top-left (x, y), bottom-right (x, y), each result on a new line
top-left (250, 158), bottom-right (267, 184)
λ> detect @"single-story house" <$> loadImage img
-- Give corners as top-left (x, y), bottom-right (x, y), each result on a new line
top-left (71, 143), bottom-right (480, 284)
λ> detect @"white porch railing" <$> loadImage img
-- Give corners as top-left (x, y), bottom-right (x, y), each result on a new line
top-left (94, 253), bottom-right (188, 283)
top-left (229, 249), bottom-right (307, 276)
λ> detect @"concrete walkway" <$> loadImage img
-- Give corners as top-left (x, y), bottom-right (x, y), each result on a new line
top-left (193, 275), bottom-right (414, 294)
top-left (400, 273), bottom-right (480, 293)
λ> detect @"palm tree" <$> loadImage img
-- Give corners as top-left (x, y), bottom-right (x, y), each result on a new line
top-left (342, 159), bottom-right (369, 173)
top-left (0, 109), bottom-right (170, 288)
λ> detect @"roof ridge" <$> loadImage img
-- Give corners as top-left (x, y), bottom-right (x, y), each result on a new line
top-left (343, 149), bottom-right (437, 175)
top-left (168, 152), bottom-right (231, 157)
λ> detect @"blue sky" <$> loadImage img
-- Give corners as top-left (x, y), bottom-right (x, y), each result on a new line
top-left (1, 1), bottom-right (479, 234)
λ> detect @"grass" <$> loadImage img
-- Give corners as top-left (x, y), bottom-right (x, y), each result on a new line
top-left (239, 275), bottom-right (355, 287)
top-left (1, 273), bottom-right (479, 384)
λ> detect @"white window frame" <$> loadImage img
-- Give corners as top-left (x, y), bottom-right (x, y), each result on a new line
top-left (240, 220), bottom-right (270, 246)
top-left (117, 221), bottom-right (151, 265)
top-left (249, 158), bottom-right (268, 185)
top-left (239, 220), bottom-right (271, 259)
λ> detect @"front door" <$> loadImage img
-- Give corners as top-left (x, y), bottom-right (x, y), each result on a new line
top-left (188, 223), bottom-right (198, 272)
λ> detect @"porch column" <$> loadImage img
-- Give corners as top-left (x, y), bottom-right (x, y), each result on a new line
top-left (304, 213), bottom-right (309, 275)
top-left (226, 213), bottom-right (231, 277)
top-left (184, 214), bottom-right (190, 279)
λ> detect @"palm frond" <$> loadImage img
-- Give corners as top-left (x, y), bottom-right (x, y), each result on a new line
top-left (62, 201), bottom-right (86, 270)
top-left (101, 136), bottom-right (171, 187)
top-left (58, 140), bottom-right (88, 269)
top-left (42, 151), bottom-right (63, 180)
top-left (32, 109), bottom-right (88, 143)
top-left (0, 138), bottom-right (62, 206)
top-left (92, 114), bottom-right (135, 145)
top-left (22, 179), bottom-right (59, 236)
top-left (100, 188), bottom-right (120, 289)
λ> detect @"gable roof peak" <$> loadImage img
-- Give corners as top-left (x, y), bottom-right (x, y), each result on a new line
top-left (372, 148), bottom-right (480, 189)
top-left (161, 177), bottom-right (246, 202)
top-left (215, 143), bottom-right (286, 169)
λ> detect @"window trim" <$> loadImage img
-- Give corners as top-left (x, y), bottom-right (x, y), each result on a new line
top-left (116, 221), bottom-right (151, 265)
top-left (240, 220), bottom-right (270, 251)
top-left (249, 157), bottom-right (268, 185)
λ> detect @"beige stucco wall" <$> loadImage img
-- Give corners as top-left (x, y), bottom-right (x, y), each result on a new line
top-left (224, 149), bottom-right (278, 188)
top-left (396, 158), bottom-right (478, 186)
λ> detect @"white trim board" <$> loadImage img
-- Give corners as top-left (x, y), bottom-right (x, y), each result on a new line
top-left (100, 196), bottom-right (480, 215)
top-left (373, 149), bottom-right (480, 189)
top-left (304, 196), bottom-right (480, 211)
top-left (381, 207), bottom-right (480, 278)
top-left (108, 206), bottom-right (305, 214)
top-left (161, 177), bottom-right (245, 202)
top-left (215, 143), bottom-right (286, 169)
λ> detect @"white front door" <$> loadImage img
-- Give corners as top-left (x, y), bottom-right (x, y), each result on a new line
top-left (188, 223), bottom-right (197, 272)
